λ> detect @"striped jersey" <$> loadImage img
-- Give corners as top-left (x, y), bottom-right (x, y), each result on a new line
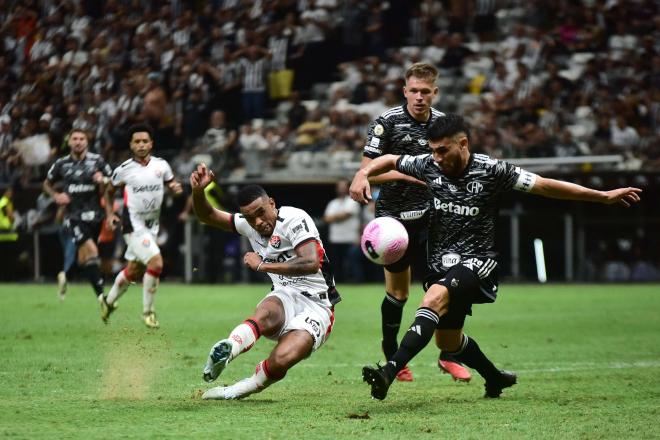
top-left (363, 105), bottom-right (445, 220)
top-left (231, 206), bottom-right (341, 307)
top-left (46, 152), bottom-right (112, 222)
top-left (111, 156), bottom-right (174, 235)
top-left (396, 153), bottom-right (537, 272)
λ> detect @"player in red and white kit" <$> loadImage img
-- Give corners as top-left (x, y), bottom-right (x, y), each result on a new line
top-left (190, 164), bottom-right (340, 400)
top-left (101, 124), bottom-right (182, 328)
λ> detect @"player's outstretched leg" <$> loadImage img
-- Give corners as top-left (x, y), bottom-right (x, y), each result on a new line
top-left (57, 271), bottom-right (67, 301)
top-left (450, 334), bottom-right (517, 398)
top-left (381, 292), bottom-right (410, 381)
top-left (82, 256), bottom-right (105, 301)
top-left (101, 268), bottom-right (132, 323)
top-left (202, 319), bottom-right (261, 382)
top-left (203, 329), bottom-right (308, 400)
top-left (203, 359), bottom-right (284, 400)
top-left (364, 306), bottom-right (441, 400)
top-left (142, 267), bottom-right (161, 328)
top-left (438, 351), bottom-right (472, 382)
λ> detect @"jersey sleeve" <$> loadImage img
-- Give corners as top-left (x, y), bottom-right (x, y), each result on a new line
top-left (98, 156), bottom-right (113, 177)
top-left (111, 166), bottom-right (125, 187)
top-left (363, 115), bottom-right (392, 159)
top-left (46, 159), bottom-right (61, 182)
top-left (162, 161), bottom-right (174, 182)
top-left (493, 159), bottom-right (538, 193)
top-left (286, 210), bottom-right (319, 248)
top-left (395, 154), bottom-right (432, 182)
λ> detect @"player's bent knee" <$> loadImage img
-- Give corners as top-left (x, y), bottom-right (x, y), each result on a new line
top-left (146, 254), bottom-right (163, 272)
top-left (420, 285), bottom-right (449, 314)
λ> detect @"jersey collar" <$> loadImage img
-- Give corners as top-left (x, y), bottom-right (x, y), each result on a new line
top-left (403, 104), bottom-right (431, 125)
top-left (133, 157), bottom-right (151, 166)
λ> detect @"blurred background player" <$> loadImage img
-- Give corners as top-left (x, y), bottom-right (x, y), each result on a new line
top-left (323, 179), bottom-right (362, 283)
top-left (101, 124), bottom-right (183, 328)
top-left (353, 114), bottom-right (642, 400)
top-left (98, 196), bottom-right (120, 278)
top-left (55, 204), bottom-right (76, 300)
top-left (357, 62), bottom-right (470, 382)
top-left (43, 129), bottom-right (112, 305)
top-left (190, 166), bottom-right (340, 400)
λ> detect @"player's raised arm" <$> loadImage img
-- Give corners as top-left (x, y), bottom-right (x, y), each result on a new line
top-left (350, 154), bottom-right (401, 204)
top-left (190, 163), bottom-right (233, 230)
top-left (530, 176), bottom-right (642, 207)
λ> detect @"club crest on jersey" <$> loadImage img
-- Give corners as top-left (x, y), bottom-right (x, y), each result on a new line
top-left (142, 238), bottom-right (151, 247)
top-left (417, 139), bottom-right (428, 146)
top-left (155, 169), bottom-right (162, 178)
top-left (467, 181), bottom-right (484, 194)
top-left (374, 124), bottom-right (384, 136)
top-left (269, 235), bottom-right (281, 248)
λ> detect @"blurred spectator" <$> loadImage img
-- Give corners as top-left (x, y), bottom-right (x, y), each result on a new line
top-left (236, 44), bottom-right (271, 122)
top-left (323, 179), bottom-right (361, 283)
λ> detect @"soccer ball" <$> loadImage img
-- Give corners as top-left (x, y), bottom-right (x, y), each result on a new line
top-left (360, 217), bottom-right (409, 265)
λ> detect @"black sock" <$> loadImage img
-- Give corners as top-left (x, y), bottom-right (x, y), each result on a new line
top-left (450, 335), bottom-right (500, 382)
top-left (381, 292), bottom-right (406, 360)
top-left (83, 258), bottom-right (104, 297)
top-left (384, 307), bottom-right (439, 381)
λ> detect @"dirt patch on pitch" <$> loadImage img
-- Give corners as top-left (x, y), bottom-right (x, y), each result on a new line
top-left (98, 326), bottom-right (168, 400)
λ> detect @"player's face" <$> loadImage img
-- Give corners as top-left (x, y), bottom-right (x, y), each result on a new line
top-left (403, 76), bottom-right (438, 121)
top-left (68, 132), bottom-right (88, 156)
top-left (130, 132), bottom-right (153, 161)
top-left (240, 196), bottom-right (278, 237)
top-left (428, 135), bottom-right (469, 176)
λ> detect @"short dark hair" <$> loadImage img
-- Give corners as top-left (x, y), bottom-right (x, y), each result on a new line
top-left (127, 123), bottom-right (154, 142)
top-left (427, 113), bottom-right (470, 142)
top-left (68, 128), bottom-right (89, 141)
top-left (237, 184), bottom-right (268, 207)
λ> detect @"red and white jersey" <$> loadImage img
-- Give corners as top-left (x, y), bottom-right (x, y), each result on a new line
top-left (231, 206), bottom-right (341, 307)
top-left (111, 156), bottom-right (174, 235)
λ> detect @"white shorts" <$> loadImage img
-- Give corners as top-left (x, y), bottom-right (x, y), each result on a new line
top-left (260, 289), bottom-right (335, 351)
top-left (123, 231), bottom-right (160, 265)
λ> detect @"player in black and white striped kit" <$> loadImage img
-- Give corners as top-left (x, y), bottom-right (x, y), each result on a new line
top-left (43, 128), bottom-right (112, 303)
top-left (357, 62), bottom-right (471, 382)
top-left (353, 114), bottom-right (642, 400)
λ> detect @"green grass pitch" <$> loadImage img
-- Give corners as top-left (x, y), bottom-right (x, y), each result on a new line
top-left (1, 283), bottom-right (659, 439)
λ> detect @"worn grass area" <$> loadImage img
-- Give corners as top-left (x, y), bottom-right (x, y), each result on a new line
top-left (0, 283), bottom-right (659, 439)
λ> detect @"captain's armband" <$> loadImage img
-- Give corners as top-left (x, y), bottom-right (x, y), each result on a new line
top-left (513, 168), bottom-right (538, 192)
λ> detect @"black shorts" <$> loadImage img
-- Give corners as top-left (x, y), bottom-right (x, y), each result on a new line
top-left (64, 219), bottom-right (102, 247)
top-left (423, 257), bottom-right (499, 329)
top-left (98, 241), bottom-right (116, 259)
top-left (384, 214), bottom-right (428, 273)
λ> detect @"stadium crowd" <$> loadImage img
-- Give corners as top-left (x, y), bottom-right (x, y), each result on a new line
top-left (0, 0), bottom-right (658, 282)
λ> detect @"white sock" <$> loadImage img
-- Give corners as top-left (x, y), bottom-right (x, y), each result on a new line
top-left (225, 360), bottom-right (282, 399)
top-left (228, 321), bottom-right (260, 361)
top-left (142, 271), bottom-right (159, 313)
top-left (106, 269), bottom-right (130, 305)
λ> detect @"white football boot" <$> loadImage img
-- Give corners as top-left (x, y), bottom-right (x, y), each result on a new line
top-left (202, 339), bottom-right (233, 382)
top-left (202, 379), bottom-right (261, 400)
